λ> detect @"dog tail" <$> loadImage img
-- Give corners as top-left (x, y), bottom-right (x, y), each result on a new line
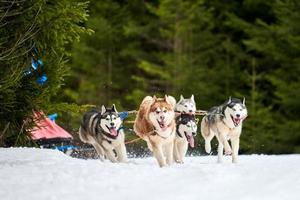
top-left (79, 126), bottom-right (89, 143)
top-left (201, 117), bottom-right (213, 154)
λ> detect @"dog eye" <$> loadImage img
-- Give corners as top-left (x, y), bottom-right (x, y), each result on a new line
top-left (187, 125), bottom-right (191, 127)
top-left (163, 110), bottom-right (167, 113)
top-left (106, 118), bottom-right (110, 120)
top-left (240, 109), bottom-right (242, 111)
top-left (156, 111), bottom-right (160, 114)
top-left (184, 105), bottom-right (188, 107)
top-left (232, 108), bottom-right (236, 111)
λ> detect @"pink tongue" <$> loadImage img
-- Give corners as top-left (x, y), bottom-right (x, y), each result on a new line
top-left (187, 136), bottom-right (195, 148)
top-left (159, 123), bottom-right (167, 131)
top-left (110, 128), bottom-right (118, 136)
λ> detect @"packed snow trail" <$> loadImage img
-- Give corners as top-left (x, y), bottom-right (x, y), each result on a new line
top-left (0, 148), bottom-right (300, 200)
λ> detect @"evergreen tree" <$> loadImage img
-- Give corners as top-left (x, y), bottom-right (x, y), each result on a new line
top-left (0, 0), bottom-right (91, 146)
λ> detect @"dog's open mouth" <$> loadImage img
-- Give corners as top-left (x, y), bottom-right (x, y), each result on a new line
top-left (185, 132), bottom-right (195, 148)
top-left (106, 126), bottom-right (118, 136)
top-left (230, 115), bottom-right (241, 126)
top-left (157, 120), bottom-right (167, 131)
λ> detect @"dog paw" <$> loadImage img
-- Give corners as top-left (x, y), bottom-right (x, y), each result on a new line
top-left (175, 160), bottom-right (184, 164)
top-left (225, 150), bottom-right (232, 155)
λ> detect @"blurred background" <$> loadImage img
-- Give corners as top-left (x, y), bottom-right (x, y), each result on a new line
top-left (1, 0), bottom-right (299, 155)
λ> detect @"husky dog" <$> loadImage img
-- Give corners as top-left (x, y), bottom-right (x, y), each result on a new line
top-left (134, 95), bottom-right (176, 167)
top-left (79, 105), bottom-right (127, 162)
top-left (174, 114), bottom-right (197, 163)
top-left (201, 97), bottom-right (247, 163)
top-left (175, 95), bottom-right (196, 115)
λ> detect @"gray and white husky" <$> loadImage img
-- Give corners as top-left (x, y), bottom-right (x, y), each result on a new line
top-left (201, 97), bottom-right (247, 163)
top-left (175, 95), bottom-right (196, 115)
top-left (174, 114), bottom-right (197, 163)
top-left (79, 105), bottom-right (127, 162)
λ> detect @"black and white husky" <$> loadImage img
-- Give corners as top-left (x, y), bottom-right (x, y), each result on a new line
top-left (174, 114), bottom-right (197, 163)
top-left (201, 97), bottom-right (247, 163)
top-left (174, 95), bottom-right (197, 163)
top-left (79, 105), bottom-right (127, 162)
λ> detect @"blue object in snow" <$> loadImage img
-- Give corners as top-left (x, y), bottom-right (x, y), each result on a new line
top-left (53, 145), bottom-right (78, 152)
top-left (119, 111), bottom-right (129, 120)
top-left (48, 113), bottom-right (58, 122)
top-left (37, 74), bottom-right (48, 85)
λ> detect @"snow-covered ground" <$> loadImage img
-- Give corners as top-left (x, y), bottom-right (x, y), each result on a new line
top-left (0, 148), bottom-right (300, 200)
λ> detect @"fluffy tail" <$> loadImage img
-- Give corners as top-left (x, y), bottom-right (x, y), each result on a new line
top-left (79, 126), bottom-right (89, 143)
top-left (201, 117), bottom-right (213, 154)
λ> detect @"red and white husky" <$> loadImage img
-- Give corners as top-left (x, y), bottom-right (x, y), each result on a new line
top-left (134, 95), bottom-right (176, 167)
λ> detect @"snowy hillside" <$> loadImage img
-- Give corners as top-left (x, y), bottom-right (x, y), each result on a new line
top-left (0, 148), bottom-right (299, 200)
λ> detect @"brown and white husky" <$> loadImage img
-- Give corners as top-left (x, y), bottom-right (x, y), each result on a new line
top-left (134, 95), bottom-right (176, 167)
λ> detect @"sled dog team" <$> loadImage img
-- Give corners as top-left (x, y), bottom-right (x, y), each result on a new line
top-left (79, 95), bottom-right (248, 167)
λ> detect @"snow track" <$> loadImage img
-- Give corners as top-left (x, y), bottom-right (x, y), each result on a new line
top-left (0, 148), bottom-right (299, 200)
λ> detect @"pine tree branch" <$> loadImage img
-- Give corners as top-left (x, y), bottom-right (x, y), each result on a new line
top-left (0, 3), bottom-right (41, 61)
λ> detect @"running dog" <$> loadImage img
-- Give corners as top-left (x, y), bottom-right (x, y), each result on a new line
top-left (134, 95), bottom-right (176, 167)
top-left (175, 95), bottom-right (196, 115)
top-left (174, 114), bottom-right (197, 163)
top-left (201, 97), bottom-right (247, 163)
top-left (79, 105), bottom-right (127, 162)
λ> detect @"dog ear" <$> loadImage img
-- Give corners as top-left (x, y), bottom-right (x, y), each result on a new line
top-left (242, 97), bottom-right (246, 105)
top-left (151, 95), bottom-right (157, 105)
top-left (164, 95), bottom-right (171, 104)
top-left (180, 95), bottom-right (184, 101)
top-left (101, 105), bottom-right (106, 115)
top-left (111, 104), bottom-right (118, 113)
top-left (190, 94), bottom-right (195, 102)
top-left (167, 95), bottom-right (176, 107)
top-left (152, 95), bottom-right (157, 102)
top-left (228, 96), bottom-right (232, 104)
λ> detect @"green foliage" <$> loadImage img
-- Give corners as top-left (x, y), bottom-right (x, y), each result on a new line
top-left (0, 0), bottom-right (91, 146)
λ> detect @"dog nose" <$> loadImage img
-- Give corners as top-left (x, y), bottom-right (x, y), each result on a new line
top-left (189, 110), bottom-right (193, 113)
top-left (192, 132), bottom-right (197, 136)
top-left (160, 116), bottom-right (165, 120)
top-left (110, 122), bottom-right (115, 126)
top-left (236, 114), bottom-right (240, 118)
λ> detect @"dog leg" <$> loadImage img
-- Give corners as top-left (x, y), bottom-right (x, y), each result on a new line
top-left (151, 143), bottom-right (166, 167)
top-left (201, 119), bottom-right (213, 153)
top-left (115, 143), bottom-right (128, 163)
top-left (178, 141), bottom-right (188, 164)
top-left (217, 142), bottom-right (224, 163)
top-left (218, 133), bottom-right (232, 155)
top-left (231, 137), bottom-right (240, 163)
top-left (105, 148), bottom-right (117, 163)
top-left (204, 130), bottom-right (215, 154)
top-left (93, 143), bottom-right (105, 161)
top-left (164, 140), bottom-right (174, 166)
top-left (173, 140), bottom-right (180, 163)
